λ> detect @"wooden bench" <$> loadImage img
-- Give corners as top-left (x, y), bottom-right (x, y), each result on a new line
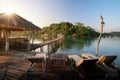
top-left (68, 54), bottom-right (105, 79)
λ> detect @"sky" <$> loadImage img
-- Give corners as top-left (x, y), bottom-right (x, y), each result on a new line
top-left (0, 0), bottom-right (120, 32)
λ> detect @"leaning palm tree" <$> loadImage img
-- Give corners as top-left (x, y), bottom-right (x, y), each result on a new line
top-left (96, 16), bottom-right (105, 56)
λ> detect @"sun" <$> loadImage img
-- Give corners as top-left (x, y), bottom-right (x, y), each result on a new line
top-left (4, 8), bottom-right (14, 15)
top-left (1, 0), bottom-right (16, 15)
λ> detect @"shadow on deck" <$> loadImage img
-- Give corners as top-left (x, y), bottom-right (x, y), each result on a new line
top-left (0, 60), bottom-right (79, 80)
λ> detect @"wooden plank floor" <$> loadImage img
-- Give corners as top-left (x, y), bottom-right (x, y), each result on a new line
top-left (0, 60), bottom-right (28, 80)
top-left (0, 61), bottom-right (56, 80)
top-left (0, 57), bottom-right (59, 80)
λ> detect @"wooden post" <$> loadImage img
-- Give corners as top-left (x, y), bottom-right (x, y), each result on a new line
top-left (40, 47), bottom-right (43, 52)
top-left (0, 31), bottom-right (1, 38)
top-left (5, 30), bottom-right (9, 51)
top-left (48, 44), bottom-right (49, 54)
top-left (31, 30), bottom-right (34, 44)
top-left (51, 43), bottom-right (53, 53)
top-left (1, 30), bottom-right (5, 38)
top-left (40, 30), bottom-right (42, 40)
top-left (59, 39), bottom-right (62, 45)
top-left (28, 30), bottom-right (32, 51)
top-left (96, 16), bottom-right (105, 56)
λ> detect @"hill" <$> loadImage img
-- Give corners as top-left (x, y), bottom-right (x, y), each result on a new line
top-left (41, 22), bottom-right (99, 38)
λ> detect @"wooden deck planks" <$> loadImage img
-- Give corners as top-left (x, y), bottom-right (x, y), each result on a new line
top-left (0, 60), bottom-right (56, 80)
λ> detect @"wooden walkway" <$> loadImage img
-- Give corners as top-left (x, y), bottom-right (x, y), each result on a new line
top-left (0, 60), bottom-right (56, 80)
top-left (30, 37), bottom-right (64, 50)
top-left (1, 53), bottom-right (119, 80)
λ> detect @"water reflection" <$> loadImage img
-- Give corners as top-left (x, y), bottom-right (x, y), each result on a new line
top-left (66, 38), bottom-right (95, 49)
top-left (56, 38), bottom-right (96, 54)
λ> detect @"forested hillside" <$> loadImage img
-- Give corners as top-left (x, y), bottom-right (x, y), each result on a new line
top-left (41, 22), bottom-right (99, 38)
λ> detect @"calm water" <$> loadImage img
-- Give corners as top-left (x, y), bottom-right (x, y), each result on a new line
top-left (55, 37), bottom-right (120, 67)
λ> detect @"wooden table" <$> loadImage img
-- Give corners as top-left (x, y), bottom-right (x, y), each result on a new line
top-left (50, 54), bottom-right (68, 70)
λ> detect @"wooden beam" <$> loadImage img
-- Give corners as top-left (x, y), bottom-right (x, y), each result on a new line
top-left (1, 30), bottom-right (5, 38)
top-left (28, 30), bottom-right (32, 51)
top-left (31, 30), bottom-right (34, 44)
top-left (5, 30), bottom-right (9, 51)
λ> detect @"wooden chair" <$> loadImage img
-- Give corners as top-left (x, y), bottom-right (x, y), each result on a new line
top-left (81, 53), bottom-right (99, 59)
top-left (68, 54), bottom-right (105, 79)
top-left (97, 55), bottom-right (119, 77)
top-left (28, 53), bottom-right (46, 72)
top-left (97, 55), bottom-right (117, 66)
top-left (81, 54), bottom-right (117, 68)
top-left (80, 53), bottom-right (99, 67)
top-left (68, 54), bottom-right (99, 67)
top-left (68, 55), bottom-right (82, 67)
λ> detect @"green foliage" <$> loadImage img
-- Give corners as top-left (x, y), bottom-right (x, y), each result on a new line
top-left (10, 31), bottom-right (41, 39)
top-left (10, 22), bottom-right (99, 38)
top-left (10, 31), bottom-right (30, 38)
top-left (41, 22), bottom-right (99, 38)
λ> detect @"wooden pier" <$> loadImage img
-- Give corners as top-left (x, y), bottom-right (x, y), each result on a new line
top-left (0, 52), bottom-right (120, 80)
top-left (30, 37), bottom-right (64, 54)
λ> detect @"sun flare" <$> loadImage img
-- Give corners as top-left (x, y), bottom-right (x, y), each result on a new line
top-left (4, 8), bottom-right (14, 15)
